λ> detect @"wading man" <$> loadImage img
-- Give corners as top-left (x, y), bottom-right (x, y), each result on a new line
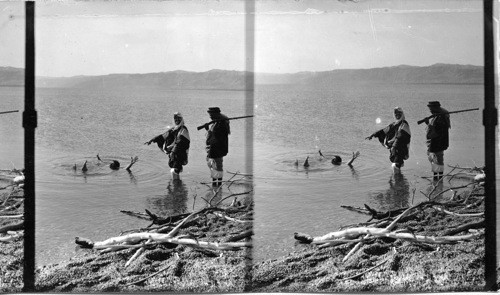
top-left (423, 101), bottom-right (450, 181)
top-left (145, 112), bottom-right (190, 180)
top-left (366, 107), bottom-right (411, 174)
top-left (204, 107), bottom-right (230, 187)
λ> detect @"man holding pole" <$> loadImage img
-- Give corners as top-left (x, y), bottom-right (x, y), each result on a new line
top-left (204, 107), bottom-right (230, 187)
top-left (423, 101), bottom-right (451, 181)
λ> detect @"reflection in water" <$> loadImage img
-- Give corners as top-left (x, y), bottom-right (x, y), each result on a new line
top-left (146, 179), bottom-right (188, 217)
top-left (370, 173), bottom-right (410, 210)
top-left (349, 166), bottom-right (359, 181)
top-left (423, 180), bottom-right (446, 201)
top-left (127, 171), bottom-right (137, 185)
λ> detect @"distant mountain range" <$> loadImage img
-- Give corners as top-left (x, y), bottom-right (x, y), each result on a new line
top-left (0, 64), bottom-right (484, 89)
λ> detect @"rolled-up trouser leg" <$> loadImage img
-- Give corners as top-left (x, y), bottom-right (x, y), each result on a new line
top-left (428, 151), bottom-right (445, 180)
top-left (207, 157), bottom-right (224, 185)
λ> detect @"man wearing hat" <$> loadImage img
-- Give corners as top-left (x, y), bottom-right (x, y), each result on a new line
top-left (205, 107), bottom-right (230, 186)
top-left (424, 101), bottom-right (451, 181)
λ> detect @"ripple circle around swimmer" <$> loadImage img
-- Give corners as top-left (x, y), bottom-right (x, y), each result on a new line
top-left (42, 154), bottom-right (168, 185)
top-left (268, 150), bottom-right (390, 179)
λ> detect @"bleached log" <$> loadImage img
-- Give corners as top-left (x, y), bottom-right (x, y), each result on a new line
top-left (0, 221), bottom-right (23, 234)
top-left (318, 237), bottom-right (368, 249)
top-left (316, 230), bottom-right (483, 245)
top-left (125, 239), bottom-right (152, 267)
top-left (0, 231), bottom-right (23, 242)
top-left (342, 234), bottom-right (370, 262)
top-left (432, 206), bottom-right (484, 217)
top-left (87, 233), bottom-right (251, 250)
top-left (212, 212), bottom-right (252, 223)
top-left (0, 214), bottom-right (23, 219)
top-left (124, 210), bottom-right (199, 265)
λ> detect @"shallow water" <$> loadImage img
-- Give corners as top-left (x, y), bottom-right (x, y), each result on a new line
top-left (253, 83), bottom-right (485, 262)
top-left (0, 82), bottom-right (494, 267)
top-left (33, 87), bottom-right (252, 266)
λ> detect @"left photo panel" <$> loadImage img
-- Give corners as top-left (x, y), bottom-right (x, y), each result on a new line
top-left (0, 1), bottom-right (26, 292)
top-left (1, 1), bottom-right (254, 292)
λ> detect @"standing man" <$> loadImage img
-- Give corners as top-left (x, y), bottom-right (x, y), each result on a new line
top-left (145, 112), bottom-right (190, 180)
top-left (423, 101), bottom-right (451, 181)
top-left (366, 107), bottom-right (411, 174)
top-left (204, 107), bottom-right (230, 187)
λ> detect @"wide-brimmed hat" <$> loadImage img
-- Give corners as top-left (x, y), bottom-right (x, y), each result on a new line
top-left (207, 107), bottom-right (221, 113)
top-left (427, 101), bottom-right (441, 107)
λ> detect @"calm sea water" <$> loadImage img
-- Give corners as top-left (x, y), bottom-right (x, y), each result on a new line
top-left (34, 87), bottom-right (252, 266)
top-left (253, 83), bottom-right (485, 263)
top-left (0, 82), bottom-right (494, 267)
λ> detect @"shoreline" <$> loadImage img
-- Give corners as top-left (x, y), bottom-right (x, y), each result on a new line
top-left (252, 184), bottom-right (490, 292)
top-left (0, 179), bottom-right (497, 292)
top-left (35, 198), bottom-right (253, 292)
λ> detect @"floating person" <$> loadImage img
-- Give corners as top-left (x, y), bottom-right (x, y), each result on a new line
top-left (145, 112), bottom-right (191, 180)
top-left (96, 154), bottom-right (138, 171)
top-left (318, 150), bottom-right (360, 166)
top-left (366, 107), bottom-right (411, 173)
top-left (294, 159), bottom-right (299, 167)
top-left (331, 155), bottom-right (342, 165)
top-left (82, 160), bottom-right (88, 172)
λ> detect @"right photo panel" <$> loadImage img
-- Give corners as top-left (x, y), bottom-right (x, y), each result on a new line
top-left (252, 0), bottom-right (487, 292)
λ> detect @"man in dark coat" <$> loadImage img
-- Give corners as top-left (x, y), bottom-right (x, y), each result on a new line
top-left (366, 107), bottom-right (411, 174)
top-left (423, 101), bottom-right (450, 181)
top-left (204, 107), bottom-right (230, 186)
top-left (145, 112), bottom-right (190, 180)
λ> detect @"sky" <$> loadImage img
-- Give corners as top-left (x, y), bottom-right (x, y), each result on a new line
top-left (0, 0), bottom-right (490, 77)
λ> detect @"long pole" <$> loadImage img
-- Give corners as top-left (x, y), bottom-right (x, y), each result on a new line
top-left (23, 1), bottom-right (37, 291)
top-left (0, 110), bottom-right (19, 115)
top-left (483, 0), bottom-right (497, 291)
top-left (416, 108), bottom-right (480, 124)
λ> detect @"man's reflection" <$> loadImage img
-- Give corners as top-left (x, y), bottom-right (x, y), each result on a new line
top-left (146, 179), bottom-right (188, 217)
top-left (370, 173), bottom-right (410, 210)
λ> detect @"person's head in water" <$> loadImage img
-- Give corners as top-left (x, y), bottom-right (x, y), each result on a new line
top-left (109, 160), bottom-right (120, 170)
top-left (331, 155), bottom-right (342, 165)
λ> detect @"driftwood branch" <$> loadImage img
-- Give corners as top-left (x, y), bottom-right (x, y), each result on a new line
top-left (0, 221), bottom-right (23, 234)
top-left (443, 221), bottom-right (484, 236)
top-left (224, 229), bottom-right (253, 242)
top-left (0, 231), bottom-right (23, 242)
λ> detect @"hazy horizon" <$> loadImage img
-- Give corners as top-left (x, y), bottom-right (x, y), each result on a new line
top-left (0, 0), bottom-right (484, 77)
top-left (1, 62), bottom-right (484, 79)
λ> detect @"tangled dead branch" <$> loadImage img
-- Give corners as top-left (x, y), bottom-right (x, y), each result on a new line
top-left (295, 184), bottom-right (485, 264)
top-left (0, 172), bottom-right (24, 243)
top-left (75, 178), bottom-right (253, 274)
